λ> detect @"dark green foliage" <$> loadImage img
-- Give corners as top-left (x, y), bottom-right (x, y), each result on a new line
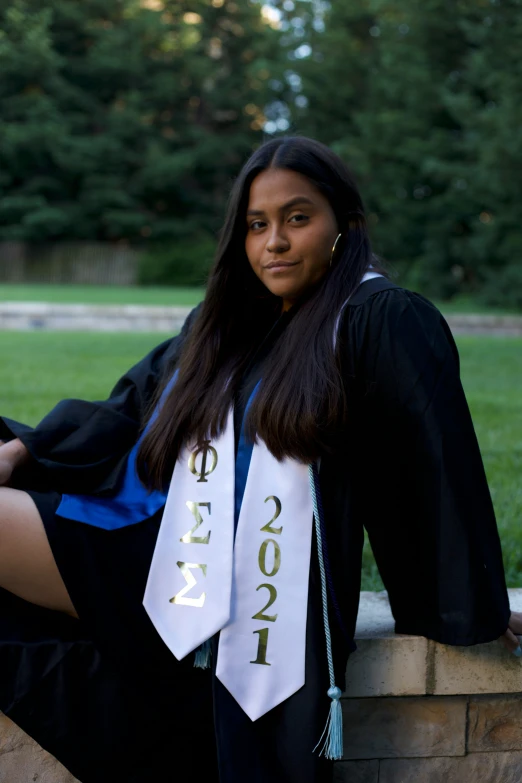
top-left (138, 235), bottom-right (216, 285)
top-left (276, 0), bottom-right (522, 308)
top-left (1, 0), bottom-right (521, 305)
top-left (0, 0), bottom-right (289, 244)
top-left (479, 265), bottom-right (522, 311)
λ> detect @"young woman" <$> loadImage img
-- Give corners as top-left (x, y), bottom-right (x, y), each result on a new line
top-left (0, 136), bottom-right (520, 783)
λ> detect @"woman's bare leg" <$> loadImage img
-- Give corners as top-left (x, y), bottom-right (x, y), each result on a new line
top-left (0, 487), bottom-right (78, 617)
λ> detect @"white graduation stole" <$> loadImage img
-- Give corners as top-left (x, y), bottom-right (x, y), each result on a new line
top-left (143, 411), bottom-right (236, 659)
top-left (216, 438), bottom-right (313, 720)
top-left (143, 412), bottom-right (314, 720)
top-left (144, 271), bottom-right (382, 720)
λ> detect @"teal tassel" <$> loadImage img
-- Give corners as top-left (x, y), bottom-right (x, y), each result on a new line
top-left (194, 639), bottom-right (212, 669)
top-left (314, 686), bottom-right (343, 760)
top-left (309, 463), bottom-right (344, 761)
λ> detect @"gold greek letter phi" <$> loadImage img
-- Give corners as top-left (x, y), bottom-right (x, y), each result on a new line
top-left (188, 440), bottom-right (218, 483)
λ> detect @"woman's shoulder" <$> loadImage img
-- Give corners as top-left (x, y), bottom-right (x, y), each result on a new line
top-left (346, 279), bottom-right (446, 329)
top-left (340, 279), bottom-right (455, 362)
top-left (349, 278), bottom-right (438, 312)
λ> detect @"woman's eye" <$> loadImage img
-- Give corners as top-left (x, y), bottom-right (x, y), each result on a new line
top-left (248, 215), bottom-right (308, 230)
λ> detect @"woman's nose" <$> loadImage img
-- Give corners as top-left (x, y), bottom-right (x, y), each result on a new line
top-left (266, 226), bottom-right (290, 253)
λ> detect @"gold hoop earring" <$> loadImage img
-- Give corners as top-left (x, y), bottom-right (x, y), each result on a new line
top-left (330, 233), bottom-right (342, 267)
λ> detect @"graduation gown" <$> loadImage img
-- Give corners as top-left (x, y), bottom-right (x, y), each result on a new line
top-left (0, 278), bottom-right (510, 782)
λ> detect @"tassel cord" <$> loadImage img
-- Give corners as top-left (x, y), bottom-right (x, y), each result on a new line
top-left (309, 464), bottom-right (344, 761)
top-left (309, 467), bottom-right (336, 688)
top-left (194, 638), bottom-right (212, 669)
top-left (311, 463), bottom-right (351, 645)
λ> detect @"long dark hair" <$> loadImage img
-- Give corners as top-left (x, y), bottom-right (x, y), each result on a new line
top-left (138, 136), bottom-right (379, 489)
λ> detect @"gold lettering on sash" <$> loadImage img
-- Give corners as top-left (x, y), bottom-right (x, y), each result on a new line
top-left (251, 501), bottom-right (283, 666)
top-left (181, 502), bottom-right (211, 544)
top-left (260, 496), bottom-right (283, 535)
top-left (250, 628), bottom-right (271, 666)
top-left (252, 583), bottom-right (278, 622)
top-left (188, 440), bottom-right (218, 483)
top-left (258, 538), bottom-right (281, 578)
top-left (170, 562), bottom-right (207, 607)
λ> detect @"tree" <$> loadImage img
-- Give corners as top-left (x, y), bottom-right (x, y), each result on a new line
top-left (444, 0), bottom-right (522, 307)
top-left (280, 0), bottom-right (522, 302)
top-left (0, 0), bottom-right (291, 251)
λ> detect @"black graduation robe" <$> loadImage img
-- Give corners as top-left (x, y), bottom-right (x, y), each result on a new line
top-left (0, 278), bottom-right (510, 782)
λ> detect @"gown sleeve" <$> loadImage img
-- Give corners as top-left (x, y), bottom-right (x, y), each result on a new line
top-left (0, 304), bottom-right (201, 495)
top-left (356, 289), bottom-right (510, 646)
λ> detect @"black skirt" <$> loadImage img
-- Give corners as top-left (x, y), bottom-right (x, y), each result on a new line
top-left (9, 489), bottom-right (220, 783)
top-left (29, 490), bottom-right (191, 675)
top-left (5, 490), bottom-right (333, 783)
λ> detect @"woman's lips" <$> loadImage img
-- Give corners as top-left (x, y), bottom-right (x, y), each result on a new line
top-left (264, 261), bottom-right (299, 273)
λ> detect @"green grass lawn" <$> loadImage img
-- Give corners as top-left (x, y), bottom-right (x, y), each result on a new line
top-left (0, 284), bottom-right (205, 307)
top-left (1, 331), bottom-right (521, 589)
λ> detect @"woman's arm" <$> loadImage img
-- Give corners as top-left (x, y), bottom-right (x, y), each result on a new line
top-left (357, 289), bottom-right (511, 647)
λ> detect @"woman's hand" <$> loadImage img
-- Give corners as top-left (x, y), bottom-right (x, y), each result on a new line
top-left (0, 440), bottom-right (14, 486)
top-left (0, 438), bottom-right (31, 487)
top-left (500, 611), bottom-right (522, 656)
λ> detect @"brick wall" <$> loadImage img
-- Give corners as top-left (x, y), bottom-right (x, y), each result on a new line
top-left (334, 694), bottom-right (522, 782)
top-left (2, 590), bottom-right (522, 782)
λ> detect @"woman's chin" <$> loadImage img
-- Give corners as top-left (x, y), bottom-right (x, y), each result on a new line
top-left (265, 284), bottom-right (303, 302)
top-left (275, 292), bottom-right (300, 309)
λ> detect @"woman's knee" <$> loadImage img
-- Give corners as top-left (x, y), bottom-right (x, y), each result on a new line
top-left (0, 487), bottom-right (77, 616)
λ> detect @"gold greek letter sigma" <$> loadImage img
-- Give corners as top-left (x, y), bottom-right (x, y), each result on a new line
top-left (252, 583), bottom-right (278, 622)
top-left (260, 496), bottom-right (283, 535)
top-left (250, 628), bottom-right (271, 666)
top-left (188, 440), bottom-right (218, 483)
top-left (181, 502), bottom-right (211, 544)
top-left (170, 562), bottom-right (207, 607)
top-left (258, 538), bottom-right (281, 578)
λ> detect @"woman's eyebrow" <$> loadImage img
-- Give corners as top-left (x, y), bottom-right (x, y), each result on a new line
top-left (246, 196), bottom-right (315, 217)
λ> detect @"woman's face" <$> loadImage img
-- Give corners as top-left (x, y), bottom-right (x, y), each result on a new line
top-left (245, 168), bottom-right (339, 310)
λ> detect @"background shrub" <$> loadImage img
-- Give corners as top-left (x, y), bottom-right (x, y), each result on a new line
top-left (137, 236), bottom-right (216, 287)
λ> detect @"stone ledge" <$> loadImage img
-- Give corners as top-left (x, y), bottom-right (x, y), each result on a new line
top-left (333, 752), bottom-right (522, 783)
top-left (3, 590), bottom-right (522, 782)
top-left (0, 302), bottom-right (191, 332)
top-left (346, 589), bottom-right (522, 698)
top-left (333, 760), bottom-right (379, 783)
top-left (0, 713), bottom-right (76, 783)
top-left (341, 696), bottom-right (466, 759)
top-left (447, 314), bottom-right (522, 337)
top-left (468, 695), bottom-right (522, 753)
top-left (1, 302), bottom-right (522, 334)
top-left (378, 751), bottom-right (522, 783)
